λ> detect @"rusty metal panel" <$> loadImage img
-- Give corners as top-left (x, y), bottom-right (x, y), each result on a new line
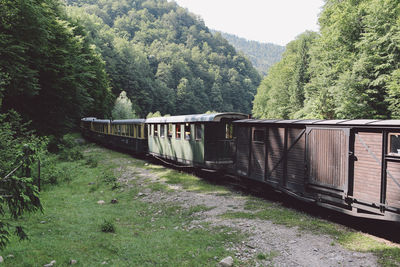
top-left (307, 128), bottom-right (348, 190)
top-left (236, 126), bottom-right (250, 176)
top-left (386, 161), bottom-right (400, 209)
top-left (287, 128), bottom-right (306, 186)
top-left (250, 127), bottom-right (266, 181)
top-left (353, 132), bottom-right (382, 204)
top-left (266, 127), bottom-right (285, 183)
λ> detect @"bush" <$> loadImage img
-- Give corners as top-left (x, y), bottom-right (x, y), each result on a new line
top-left (40, 156), bottom-right (72, 185)
top-left (85, 156), bottom-right (98, 168)
top-left (101, 170), bottom-right (120, 190)
top-left (60, 134), bottom-right (78, 149)
top-left (57, 134), bottom-right (83, 161)
top-left (100, 220), bottom-right (115, 233)
top-left (58, 147), bottom-right (83, 161)
top-left (102, 170), bottom-right (116, 184)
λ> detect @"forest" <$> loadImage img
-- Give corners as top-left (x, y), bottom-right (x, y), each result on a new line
top-left (253, 0), bottom-right (400, 120)
top-left (213, 30), bottom-right (285, 76)
top-left (0, 0), bottom-right (262, 245)
top-left (1, 0), bottom-right (261, 137)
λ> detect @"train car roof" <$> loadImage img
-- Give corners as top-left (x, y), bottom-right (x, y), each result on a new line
top-left (145, 113), bottom-right (248, 123)
top-left (234, 119), bottom-right (400, 127)
top-left (111, 119), bottom-right (146, 124)
top-left (92, 119), bottom-right (111, 123)
top-left (81, 117), bottom-right (97, 121)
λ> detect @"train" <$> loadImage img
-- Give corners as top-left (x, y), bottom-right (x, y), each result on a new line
top-left (81, 113), bottom-right (400, 222)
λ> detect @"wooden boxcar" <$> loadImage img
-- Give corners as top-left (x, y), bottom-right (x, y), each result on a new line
top-left (146, 113), bottom-right (248, 169)
top-left (234, 119), bottom-right (400, 221)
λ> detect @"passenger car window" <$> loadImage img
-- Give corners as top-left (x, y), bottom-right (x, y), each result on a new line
top-left (154, 124), bottom-right (158, 137)
top-left (389, 133), bottom-right (400, 155)
top-left (225, 123), bottom-right (234, 139)
top-left (185, 123), bottom-right (191, 140)
top-left (176, 124), bottom-right (181, 139)
top-left (168, 124), bottom-right (173, 138)
top-left (195, 124), bottom-right (202, 140)
top-left (160, 124), bottom-right (165, 138)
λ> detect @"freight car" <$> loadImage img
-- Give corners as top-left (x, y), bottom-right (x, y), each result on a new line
top-left (81, 115), bottom-right (400, 222)
top-left (233, 119), bottom-right (400, 221)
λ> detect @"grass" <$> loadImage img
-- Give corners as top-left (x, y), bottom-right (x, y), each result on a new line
top-left (1, 144), bottom-right (242, 267)
top-left (3, 142), bottom-right (400, 266)
top-left (256, 251), bottom-right (279, 261)
top-left (160, 169), bottom-right (231, 194)
top-left (221, 197), bottom-right (400, 267)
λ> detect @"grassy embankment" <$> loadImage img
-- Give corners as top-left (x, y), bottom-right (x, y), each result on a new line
top-left (1, 143), bottom-right (241, 266)
top-left (1, 140), bottom-right (399, 266)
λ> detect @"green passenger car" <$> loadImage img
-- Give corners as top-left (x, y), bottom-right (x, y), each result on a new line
top-left (145, 113), bottom-right (247, 170)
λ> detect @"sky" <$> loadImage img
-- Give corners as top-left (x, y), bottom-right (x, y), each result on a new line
top-left (172, 0), bottom-right (325, 46)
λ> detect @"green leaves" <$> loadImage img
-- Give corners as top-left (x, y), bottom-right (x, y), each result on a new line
top-left (112, 91), bottom-right (136, 119)
top-left (1, 0), bottom-right (112, 136)
top-left (66, 0), bottom-right (261, 116)
top-left (254, 0), bottom-right (400, 120)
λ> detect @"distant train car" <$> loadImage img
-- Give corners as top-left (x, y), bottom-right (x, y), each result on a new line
top-left (109, 119), bottom-right (147, 154)
top-left (80, 118), bottom-right (147, 155)
top-left (80, 118), bottom-right (111, 144)
top-left (80, 117), bottom-right (97, 139)
top-left (233, 119), bottom-right (400, 221)
top-left (146, 113), bottom-right (248, 170)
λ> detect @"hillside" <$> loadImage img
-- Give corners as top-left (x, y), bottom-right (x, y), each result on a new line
top-left (66, 0), bottom-right (261, 116)
top-left (253, 1), bottom-right (400, 120)
top-left (212, 30), bottom-right (285, 76)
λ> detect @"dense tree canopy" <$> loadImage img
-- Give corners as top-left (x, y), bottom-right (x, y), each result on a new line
top-left (253, 0), bottom-right (400, 120)
top-left (253, 31), bottom-right (317, 119)
top-left (66, 0), bottom-right (261, 116)
top-left (0, 0), bottom-right (112, 135)
top-left (112, 91), bottom-right (137, 119)
top-left (214, 30), bottom-right (285, 76)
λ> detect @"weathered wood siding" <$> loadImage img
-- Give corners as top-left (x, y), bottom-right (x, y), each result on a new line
top-left (353, 132), bottom-right (382, 204)
top-left (385, 162), bottom-right (400, 209)
top-left (287, 128), bottom-right (306, 187)
top-left (236, 126), bottom-right (250, 176)
top-left (266, 127), bottom-right (285, 183)
top-left (250, 127), bottom-right (266, 181)
top-left (307, 128), bottom-right (348, 190)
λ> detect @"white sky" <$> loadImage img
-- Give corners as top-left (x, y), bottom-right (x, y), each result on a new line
top-left (172, 0), bottom-right (325, 46)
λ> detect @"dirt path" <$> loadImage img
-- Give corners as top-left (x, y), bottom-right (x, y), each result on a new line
top-left (117, 159), bottom-right (379, 267)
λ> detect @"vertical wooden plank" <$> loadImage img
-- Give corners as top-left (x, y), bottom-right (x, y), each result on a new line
top-left (353, 132), bottom-right (382, 203)
top-left (307, 128), bottom-right (348, 190)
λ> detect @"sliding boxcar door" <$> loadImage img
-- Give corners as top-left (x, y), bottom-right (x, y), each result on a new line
top-left (306, 127), bottom-right (349, 193)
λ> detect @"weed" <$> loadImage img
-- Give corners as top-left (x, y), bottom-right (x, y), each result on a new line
top-left (184, 205), bottom-right (214, 216)
top-left (220, 211), bottom-right (257, 220)
top-left (41, 163), bottom-right (72, 185)
top-left (102, 170), bottom-right (116, 184)
top-left (256, 251), bottom-right (279, 261)
top-left (85, 156), bottom-right (99, 168)
top-left (146, 182), bottom-right (169, 192)
top-left (58, 147), bottom-right (83, 161)
top-left (101, 220), bottom-right (116, 233)
top-left (161, 170), bottom-right (230, 194)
